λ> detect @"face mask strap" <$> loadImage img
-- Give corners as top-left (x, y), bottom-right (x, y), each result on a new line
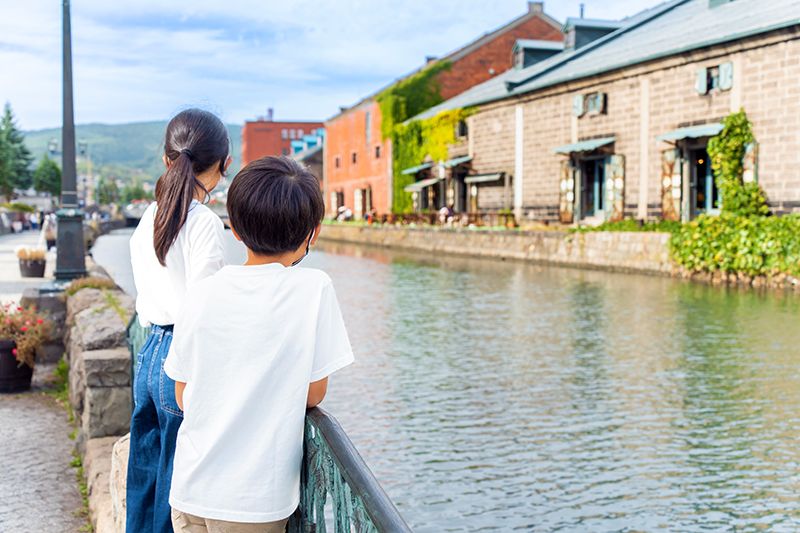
top-left (291, 228), bottom-right (315, 267)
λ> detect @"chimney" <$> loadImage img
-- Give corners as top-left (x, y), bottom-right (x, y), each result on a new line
top-left (425, 55), bottom-right (437, 64)
top-left (580, 3), bottom-right (585, 18)
top-left (266, 108), bottom-right (274, 121)
top-left (528, 2), bottom-right (543, 14)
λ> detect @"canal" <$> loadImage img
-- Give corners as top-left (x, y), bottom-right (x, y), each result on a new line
top-left (92, 229), bottom-right (800, 532)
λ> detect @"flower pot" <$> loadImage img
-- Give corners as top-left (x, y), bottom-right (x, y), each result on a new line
top-left (19, 259), bottom-right (46, 278)
top-left (0, 339), bottom-right (32, 393)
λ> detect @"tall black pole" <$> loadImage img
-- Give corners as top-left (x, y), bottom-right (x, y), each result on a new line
top-left (55, 0), bottom-right (86, 280)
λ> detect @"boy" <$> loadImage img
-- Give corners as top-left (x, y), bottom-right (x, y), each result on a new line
top-left (164, 156), bottom-right (354, 532)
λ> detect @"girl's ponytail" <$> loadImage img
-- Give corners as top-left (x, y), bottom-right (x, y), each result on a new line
top-left (153, 109), bottom-right (229, 266)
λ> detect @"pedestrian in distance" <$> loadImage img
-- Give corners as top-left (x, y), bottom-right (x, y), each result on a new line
top-left (127, 109), bottom-right (232, 533)
top-left (164, 156), bottom-right (354, 532)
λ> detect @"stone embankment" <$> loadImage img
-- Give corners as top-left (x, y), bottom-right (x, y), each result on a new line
top-left (320, 224), bottom-right (673, 275)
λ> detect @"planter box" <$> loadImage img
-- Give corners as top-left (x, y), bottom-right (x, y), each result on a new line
top-left (0, 339), bottom-right (32, 393)
top-left (19, 259), bottom-right (46, 278)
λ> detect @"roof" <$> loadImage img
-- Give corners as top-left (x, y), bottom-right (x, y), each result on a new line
top-left (514, 39), bottom-right (565, 51)
top-left (563, 17), bottom-right (623, 31)
top-left (292, 144), bottom-right (322, 162)
top-left (327, 5), bottom-right (563, 121)
top-left (656, 123), bottom-right (723, 142)
top-left (553, 136), bottom-right (616, 154)
top-left (412, 0), bottom-right (800, 121)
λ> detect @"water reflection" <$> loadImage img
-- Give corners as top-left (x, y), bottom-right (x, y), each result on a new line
top-left (93, 233), bottom-right (800, 532)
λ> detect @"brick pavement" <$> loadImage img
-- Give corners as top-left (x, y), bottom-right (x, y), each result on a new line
top-left (0, 230), bottom-right (85, 532)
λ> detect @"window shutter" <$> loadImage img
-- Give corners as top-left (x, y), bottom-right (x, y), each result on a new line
top-left (719, 62), bottom-right (733, 91)
top-left (604, 155), bottom-right (625, 222)
top-left (559, 160), bottom-right (575, 224)
top-left (661, 149), bottom-right (682, 221)
top-left (573, 94), bottom-right (585, 117)
top-left (695, 67), bottom-right (708, 94)
top-left (742, 141), bottom-right (758, 183)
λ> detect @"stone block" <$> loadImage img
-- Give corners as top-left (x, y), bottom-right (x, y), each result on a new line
top-left (83, 348), bottom-right (131, 388)
top-left (72, 304), bottom-right (127, 352)
top-left (110, 434), bottom-right (129, 533)
top-left (84, 436), bottom-right (119, 533)
top-left (82, 386), bottom-right (131, 439)
top-left (67, 289), bottom-right (107, 327)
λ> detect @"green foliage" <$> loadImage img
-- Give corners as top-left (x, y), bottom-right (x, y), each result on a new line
top-left (669, 213), bottom-right (800, 277)
top-left (0, 103), bottom-right (34, 199)
top-left (33, 154), bottom-right (62, 196)
top-left (707, 110), bottom-right (769, 216)
top-left (572, 218), bottom-right (682, 234)
top-left (121, 179), bottom-right (153, 203)
top-left (95, 177), bottom-right (120, 205)
top-left (376, 61), bottom-right (452, 139)
top-left (0, 202), bottom-right (36, 213)
top-left (391, 108), bottom-right (474, 213)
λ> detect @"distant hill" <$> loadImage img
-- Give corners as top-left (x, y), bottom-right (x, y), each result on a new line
top-left (24, 121), bottom-right (243, 182)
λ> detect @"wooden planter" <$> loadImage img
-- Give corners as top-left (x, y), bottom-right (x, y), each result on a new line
top-left (0, 339), bottom-right (32, 393)
top-left (19, 259), bottom-right (46, 278)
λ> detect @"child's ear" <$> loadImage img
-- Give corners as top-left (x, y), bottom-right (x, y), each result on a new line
top-left (311, 223), bottom-right (322, 245)
top-left (224, 155), bottom-right (233, 173)
top-left (162, 154), bottom-right (170, 169)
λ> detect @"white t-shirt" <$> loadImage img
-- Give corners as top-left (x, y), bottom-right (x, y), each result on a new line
top-left (163, 263), bottom-right (354, 522)
top-left (129, 200), bottom-right (226, 326)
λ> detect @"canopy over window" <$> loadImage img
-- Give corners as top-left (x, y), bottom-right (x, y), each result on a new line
top-left (656, 123), bottom-right (723, 142)
top-left (443, 155), bottom-right (473, 168)
top-left (553, 136), bottom-right (615, 154)
top-left (404, 176), bottom-right (443, 192)
top-left (464, 173), bottom-right (503, 184)
top-left (400, 162), bottom-right (433, 175)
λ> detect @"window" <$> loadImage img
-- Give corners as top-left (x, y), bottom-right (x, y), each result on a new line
top-left (351, 152), bottom-right (357, 164)
top-left (375, 145), bottom-right (381, 159)
top-left (696, 62), bottom-right (732, 94)
top-left (365, 111), bottom-right (372, 144)
top-left (334, 156), bottom-right (341, 169)
top-left (456, 120), bottom-right (468, 138)
top-left (289, 129), bottom-right (296, 139)
top-left (298, 129), bottom-right (304, 137)
top-left (585, 93), bottom-right (607, 115)
top-left (281, 129), bottom-right (288, 139)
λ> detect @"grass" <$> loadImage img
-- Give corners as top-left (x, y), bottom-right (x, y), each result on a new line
top-left (64, 277), bottom-right (117, 297)
top-left (70, 450), bottom-right (93, 532)
top-left (103, 290), bottom-right (130, 324)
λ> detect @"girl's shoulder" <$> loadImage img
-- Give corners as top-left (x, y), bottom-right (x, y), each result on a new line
top-left (185, 201), bottom-right (224, 233)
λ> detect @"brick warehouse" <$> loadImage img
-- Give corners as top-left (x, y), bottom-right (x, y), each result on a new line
top-left (324, 2), bottom-right (563, 218)
top-left (241, 109), bottom-right (323, 166)
top-left (410, 0), bottom-right (800, 223)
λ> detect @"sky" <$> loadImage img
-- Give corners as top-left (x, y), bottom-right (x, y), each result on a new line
top-left (1, 0), bottom-right (662, 130)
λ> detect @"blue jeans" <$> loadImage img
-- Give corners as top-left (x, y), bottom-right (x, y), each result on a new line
top-left (127, 325), bottom-right (183, 533)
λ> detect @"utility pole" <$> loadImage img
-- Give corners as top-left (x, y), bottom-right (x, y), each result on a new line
top-left (55, 0), bottom-right (87, 280)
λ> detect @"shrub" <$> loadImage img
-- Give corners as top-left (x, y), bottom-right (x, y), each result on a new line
top-left (0, 304), bottom-right (52, 367)
top-left (16, 247), bottom-right (46, 261)
top-left (572, 218), bottom-right (682, 234)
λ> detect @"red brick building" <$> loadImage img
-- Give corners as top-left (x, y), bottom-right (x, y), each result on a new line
top-left (241, 113), bottom-right (324, 166)
top-left (325, 2), bottom-right (563, 217)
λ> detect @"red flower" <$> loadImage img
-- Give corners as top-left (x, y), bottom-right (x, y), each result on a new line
top-left (11, 348), bottom-right (17, 357)
top-left (20, 326), bottom-right (27, 332)
top-left (36, 319), bottom-right (43, 325)
top-left (16, 307), bottom-right (21, 311)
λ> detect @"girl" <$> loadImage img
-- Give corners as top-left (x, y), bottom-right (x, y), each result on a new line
top-left (127, 109), bottom-right (231, 533)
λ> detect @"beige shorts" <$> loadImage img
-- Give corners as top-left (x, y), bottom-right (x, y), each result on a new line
top-left (171, 508), bottom-right (289, 533)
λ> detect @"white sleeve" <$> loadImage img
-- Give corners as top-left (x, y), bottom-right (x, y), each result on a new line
top-left (185, 212), bottom-right (226, 287)
top-left (164, 294), bottom-right (198, 382)
top-left (310, 281), bottom-right (354, 382)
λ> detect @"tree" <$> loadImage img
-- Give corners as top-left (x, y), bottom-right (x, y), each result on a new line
top-left (0, 103), bottom-right (33, 199)
top-left (96, 177), bottom-right (120, 205)
top-left (121, 179), bottom-right (153, 203)
top-left (33, 154), bottom-right (62, 197)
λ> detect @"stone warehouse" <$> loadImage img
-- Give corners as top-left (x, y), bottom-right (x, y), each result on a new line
top-left (406, 0), bottom-right (800, 223)
top-left (323, 2), bottom-right (564, 218)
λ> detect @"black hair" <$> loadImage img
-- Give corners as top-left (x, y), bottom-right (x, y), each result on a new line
top-left (154, 108), bottom-right (229, 265)
top-left (226, 156), bottom-right (324, 255)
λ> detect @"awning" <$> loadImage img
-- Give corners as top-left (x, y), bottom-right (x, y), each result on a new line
top-left (443, 155), bottom-right (473, 168)
top-left (464, 173), bottom-right (503, 184)
top-left (553, 136), bottom-right (615, 154)
top-left (404, 176), bottom-right (443, 192)
top-left (401, 162), bottom-right (433, 175)
top-left (656, 123), bottom-right (723, 142)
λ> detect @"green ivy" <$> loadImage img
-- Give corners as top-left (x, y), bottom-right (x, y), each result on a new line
top-left (391, 108), bottom-right (474, 213)
top-left (571, 218), bottom-right (682, 234)
top-left (669, 213), bottom-right (800, 277)
top-left (375, 61), bottom-right (452, 139)
top-left (706, 110), bottom-right (770, 217)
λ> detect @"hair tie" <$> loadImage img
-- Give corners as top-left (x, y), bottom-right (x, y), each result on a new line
top-left (180, 148), bottom-right (194, 160)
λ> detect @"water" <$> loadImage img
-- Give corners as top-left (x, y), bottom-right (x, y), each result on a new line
top-left (92, 230), bottom-right (800, 532)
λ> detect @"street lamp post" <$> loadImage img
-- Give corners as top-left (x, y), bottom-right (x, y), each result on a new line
top-left (55, 0), bottom-right (87, 280)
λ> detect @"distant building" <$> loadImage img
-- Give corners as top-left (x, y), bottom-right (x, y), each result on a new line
top-left (241, 108), bottom-right (324, 166)
top-left (292, 129), bottom-right (325, 184)
top-left (409, 0), bottom-right (800, 223)
top-left (324, 1), bottom-right (564, 217)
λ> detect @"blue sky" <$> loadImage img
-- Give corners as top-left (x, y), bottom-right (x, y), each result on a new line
top-left (1, 0), bottom-right (661, 130)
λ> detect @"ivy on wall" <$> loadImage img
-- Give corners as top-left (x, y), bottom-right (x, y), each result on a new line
top-left (391, 108), bottom-right (474, 214)
top-left (706, 109), bottom-right (770, 217)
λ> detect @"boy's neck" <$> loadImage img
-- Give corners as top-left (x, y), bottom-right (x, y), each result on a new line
top-left (244, 249), bottom-right (297, 268)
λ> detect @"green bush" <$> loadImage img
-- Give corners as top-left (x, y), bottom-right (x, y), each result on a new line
top-left (669, 213), bottom-right (800, 277)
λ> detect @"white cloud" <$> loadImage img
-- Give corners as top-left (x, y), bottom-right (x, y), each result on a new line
top-left (0, 0), bottom-right (663, 129)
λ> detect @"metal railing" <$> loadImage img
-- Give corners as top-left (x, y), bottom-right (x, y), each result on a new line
top-left (127, 316), bottom-right (411, 533)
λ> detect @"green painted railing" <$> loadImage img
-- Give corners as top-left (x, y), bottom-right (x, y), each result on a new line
top-left (127, 316), bottom-right (411, 533)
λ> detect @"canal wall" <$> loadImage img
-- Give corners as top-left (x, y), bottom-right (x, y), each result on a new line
top-left (319, 224), bottom-right (674, 275)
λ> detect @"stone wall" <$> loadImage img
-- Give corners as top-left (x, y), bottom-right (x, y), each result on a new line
top-left (320, 224), bottom-right (673, 275)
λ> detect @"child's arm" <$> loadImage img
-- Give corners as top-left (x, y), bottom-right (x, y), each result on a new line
top-left (175, 381), bottom-right (186, 411)
top-left (307, 378), bottom-right (328, 409)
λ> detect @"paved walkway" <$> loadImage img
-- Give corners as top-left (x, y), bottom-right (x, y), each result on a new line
top-left (0, 230), bottom-right (85, 532)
